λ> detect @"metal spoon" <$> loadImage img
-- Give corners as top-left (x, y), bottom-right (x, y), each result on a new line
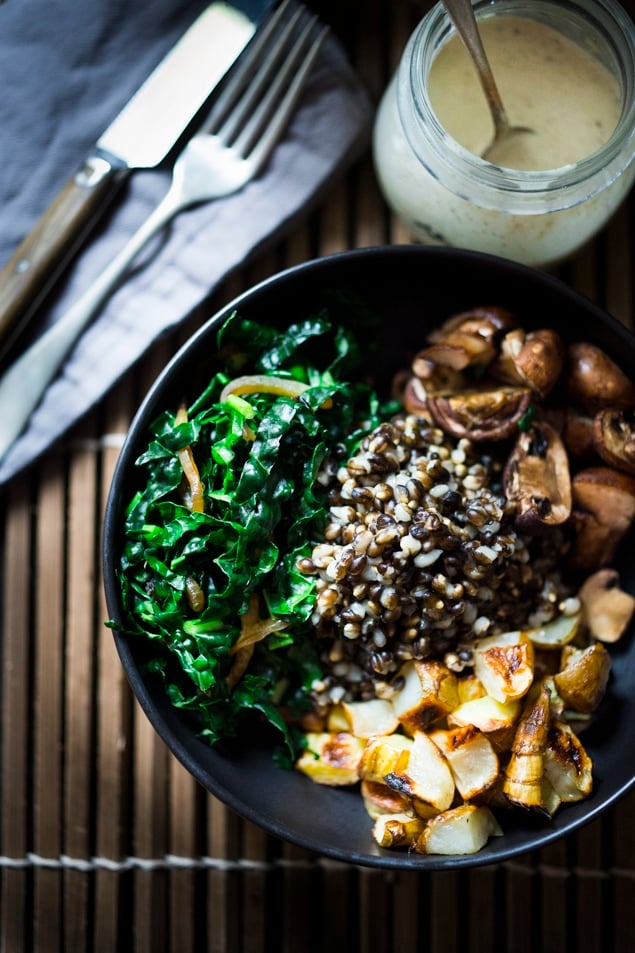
top-left (442, 0), bottom-right (533, 162)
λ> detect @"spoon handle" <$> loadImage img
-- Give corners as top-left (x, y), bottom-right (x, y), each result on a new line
top-left (442, 0), bottom-right (510, 131)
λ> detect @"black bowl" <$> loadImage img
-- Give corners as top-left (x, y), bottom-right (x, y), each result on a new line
top-left (103, 245), bottom-right (635, 869)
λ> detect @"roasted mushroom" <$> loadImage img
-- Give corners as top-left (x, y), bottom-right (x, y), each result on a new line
top-left (415, 336), bottom-right (495, 372)
top-left (494, 328), bottom-right (565, 399)
top-left (567, 342), bottom-right (635, 414)
top-left (503, 421), bottom-right (572, 532)
top-left (402, 376), bottom-right (434, 418)
top-left (406, 351), bottom-right (465, 401)
top-left (561, 408), bottom-right (596, 464)
top-left (426, 386), bottom-right (532, 441)
top-left (592, 408), bottom-right (635, 475)
top-left (427, 306), bottom-right (516, 346)
top-left (420, 306), bottom-right (516, 371)
top-left (577, 568), bottom-right (635, 643)
top-left (568, 466), bottom-right (635, 572)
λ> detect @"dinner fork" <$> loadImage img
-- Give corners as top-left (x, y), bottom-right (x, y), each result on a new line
top-left (0, 0), bottom-right (327, 460)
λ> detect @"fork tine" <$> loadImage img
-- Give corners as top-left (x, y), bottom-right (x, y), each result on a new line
top-left (217, 7), bottom-right (308, 145)
top-left (201, 0), bottom-right (297, 135)
top-left (234, 19), bottom-right (328, 167)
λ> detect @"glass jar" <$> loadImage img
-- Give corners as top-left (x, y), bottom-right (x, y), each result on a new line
top-left (372, 0), bottom-right (635, 268)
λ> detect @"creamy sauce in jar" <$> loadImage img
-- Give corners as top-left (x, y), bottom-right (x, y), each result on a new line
top-left (372, 1), bottom-right (635, 269)
top-left (428, 17), bottom-right (621, 170)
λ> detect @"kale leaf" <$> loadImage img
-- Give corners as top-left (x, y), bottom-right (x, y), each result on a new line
top-left (113, 311), bottom-right (391, 757)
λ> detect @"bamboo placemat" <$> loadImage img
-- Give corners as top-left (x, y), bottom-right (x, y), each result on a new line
top-left (2, 2), bottom-right (635, 950)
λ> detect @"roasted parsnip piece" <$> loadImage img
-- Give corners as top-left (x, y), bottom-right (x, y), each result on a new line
top-left (430, 725), bottom-right (500, 801)
top-left (544, 720), bottom-right (593, 802)
top-left (503, 684), bottom-right (551, 811)
top-left (296, 732), bottom-right (365, 786)
top-left (361, 779), bottom-right (413, 819)
top-left (416, 804), bottom-right (503, 856)
top-left (358, 734), bottom-right (413, 786)
top-left (391, 660), bottom-right (459, 735)
top-left (326, 704), bottom-right (350, 732)
top-left (456, 673), bottom-right (487, 703)
top-left (383, 730), bottom-right (455, 813)
top-left (554, 642), bottom-right (611, 714)
top-left (448, 694), bottom-right (521, 736)
top-left (342, 698), bottom-right (399, 738)
top-left (472, 630), bottom-right (535, 703)
top-left (372, 813), bottom-right (427, 849)
top-left (539, 777), bottom-right (563, 817)
top-left (524, 612), bottom-right (581, 650)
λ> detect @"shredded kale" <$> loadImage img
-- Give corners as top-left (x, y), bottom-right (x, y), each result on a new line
top-left (112, 310), bottom-right (394, 758)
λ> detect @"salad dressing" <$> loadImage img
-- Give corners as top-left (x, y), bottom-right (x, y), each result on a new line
top-left (427, 16), bottom-right (622, 170)
top-left (371, 0), bottom-right (635, 268)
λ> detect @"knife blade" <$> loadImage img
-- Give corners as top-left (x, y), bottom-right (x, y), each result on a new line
top-left (0, 1), bottom-right (258, 356)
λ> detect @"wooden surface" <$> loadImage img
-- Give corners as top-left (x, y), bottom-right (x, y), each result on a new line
top-left (2, 2), bottom-right (635, 950)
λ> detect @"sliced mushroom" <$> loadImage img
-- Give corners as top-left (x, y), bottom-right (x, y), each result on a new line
top-left (401, 377), bottom-right (428, 416)
top-left (416, 306), bottom-right (517, 372)
top-left (503, 421), bottom-right (572, 532)
top-left (577, 568), bottom-right (635, 643)
top-left (402, 376), bottom-right (434, 418)
top-left (428, 306), bottom-right (516, 345)
top-left (415, 335), bottom-right (495, 371)
top-left (568, 466), bottom-right (635, 572)
top-left (567, 342), bottom-right (635, 414)
top-left (409, 355), bottom-right (465, 391)
top-left (592, 408), bottom-right (635, 475)
top-left (494, 328), bottom-right (565, 398)
top-left (427, 386), bottom-right (532, 441)
top-left (403, 357), bottom-right (466, 419)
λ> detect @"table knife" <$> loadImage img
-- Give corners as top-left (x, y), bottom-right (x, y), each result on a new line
top-left (0, 1), bottom-right (259, 355)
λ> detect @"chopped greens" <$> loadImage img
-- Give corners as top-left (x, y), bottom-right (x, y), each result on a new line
top-left (113, 310), bottom-right (394, 756)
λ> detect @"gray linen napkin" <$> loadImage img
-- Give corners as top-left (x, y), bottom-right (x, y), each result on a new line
top-left (0, 0), bottom-right (372, 486)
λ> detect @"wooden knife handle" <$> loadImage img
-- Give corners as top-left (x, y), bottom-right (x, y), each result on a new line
top-left (0, 152), bottom-right (127, 354)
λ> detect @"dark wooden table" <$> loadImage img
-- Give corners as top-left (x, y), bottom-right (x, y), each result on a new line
top-left (2, 2), bottom-right (634, 950)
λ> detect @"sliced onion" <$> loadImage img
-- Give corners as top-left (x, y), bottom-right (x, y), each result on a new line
top-left (220, 374), bottom-right (332, 410)
top-left (220, 374), bottom-right (310, 404)
top-left (226, 594), bottom-right (288, 689)
top-left (175, 405), bottom-right (204, 513)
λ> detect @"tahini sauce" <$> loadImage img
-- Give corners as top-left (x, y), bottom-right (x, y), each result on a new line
top-left (428, 17), bottom-right (621, 170)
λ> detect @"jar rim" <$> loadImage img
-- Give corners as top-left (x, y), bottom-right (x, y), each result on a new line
top-left (399, 0), bottom-right (635, 213)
